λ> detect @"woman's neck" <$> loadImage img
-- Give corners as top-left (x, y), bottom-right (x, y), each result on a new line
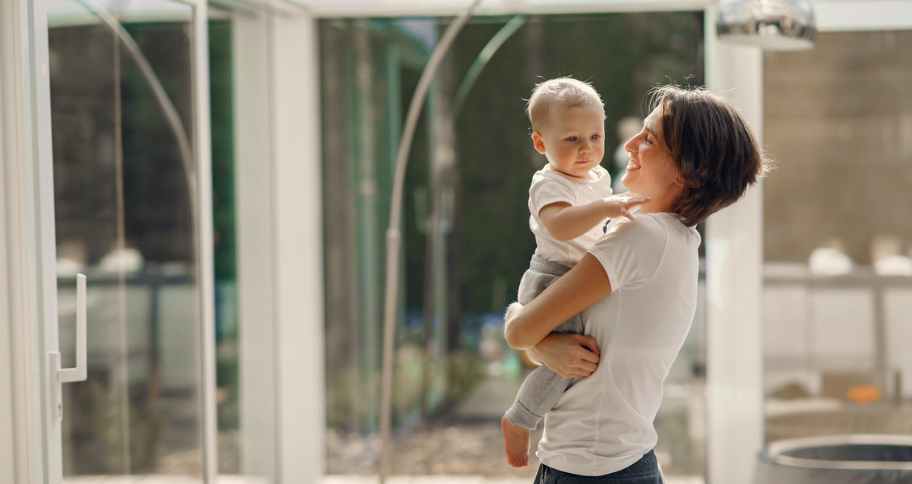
top-left (632, 183), bottom-right (682, 216)
top-left (632, 194), bottom-right (675, 216)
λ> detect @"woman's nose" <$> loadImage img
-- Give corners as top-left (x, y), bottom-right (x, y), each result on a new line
top-left (623, 135), bottom-right (637, 154)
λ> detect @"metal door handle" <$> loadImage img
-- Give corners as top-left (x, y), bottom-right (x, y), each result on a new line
top-left (50, 273), bottom-right (88, 422)
top-left (57, 273), bottom-right (87, 383)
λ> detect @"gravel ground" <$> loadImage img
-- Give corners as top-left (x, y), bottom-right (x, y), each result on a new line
top-left (327, 421), bottom-right (544, 478)
top-left (156, 421), bottom-right (543, 478)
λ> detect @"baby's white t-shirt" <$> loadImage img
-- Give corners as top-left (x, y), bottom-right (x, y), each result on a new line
top-left (528, 163), bottom-right (613, 267)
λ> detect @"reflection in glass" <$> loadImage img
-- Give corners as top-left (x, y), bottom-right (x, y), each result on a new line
top-left (49, 0), bottom-right (204, 479)
top-left (763, 31), bottom-right (912, 444)
top-left (321, 13), bottom-right (707, 479)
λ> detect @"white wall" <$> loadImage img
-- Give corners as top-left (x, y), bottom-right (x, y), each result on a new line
top-left (704, 6), bottom-right (765, 484)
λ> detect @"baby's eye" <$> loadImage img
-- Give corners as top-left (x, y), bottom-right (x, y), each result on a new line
top-left (591, 134), bottom-right (601, 140)
top-left (566, 136), bottom-right (578, 142)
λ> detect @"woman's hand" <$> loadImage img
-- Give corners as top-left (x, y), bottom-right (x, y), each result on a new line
top-left (527, 333), bottom-right (601, 378)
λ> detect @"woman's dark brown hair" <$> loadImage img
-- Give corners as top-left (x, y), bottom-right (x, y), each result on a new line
top-left (648, 86), bottom-right (771, 227)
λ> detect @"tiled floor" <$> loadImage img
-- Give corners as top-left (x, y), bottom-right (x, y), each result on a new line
top-left (64, 474), bottom-right (704, 484)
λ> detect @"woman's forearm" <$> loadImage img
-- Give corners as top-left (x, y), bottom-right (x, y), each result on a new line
top-left (504, 304), bottom-right (539, 350)
top-left (504, 254), bottom-right (612, 349)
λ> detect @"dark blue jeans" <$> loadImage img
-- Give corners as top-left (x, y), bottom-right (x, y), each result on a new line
top-left (533, 450), bottom-right (663, 484)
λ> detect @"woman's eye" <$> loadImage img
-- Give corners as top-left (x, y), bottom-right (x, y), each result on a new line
top-left (645, 135), bottom-right (652, 144)
top-left (567, 136), bottom-right (578, 142)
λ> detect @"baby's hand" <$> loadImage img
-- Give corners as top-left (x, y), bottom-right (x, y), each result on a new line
top-left (603, 195), bottom-right (650, 221)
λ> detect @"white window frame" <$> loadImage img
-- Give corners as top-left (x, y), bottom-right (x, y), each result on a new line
top-left (191, 0), bottom-right (220, 479)
top-left (814, 0), bottom-right (912, 32)
top-left (230, 2), bottom-right (326, 483)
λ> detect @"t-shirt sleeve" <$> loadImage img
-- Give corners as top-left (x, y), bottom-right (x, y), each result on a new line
top-left (588, 217), bottom-right (665, 291)
top-left (529, 176), bottom-right (575, 216)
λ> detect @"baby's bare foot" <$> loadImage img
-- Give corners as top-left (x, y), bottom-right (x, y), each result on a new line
top-left (501, 415), bottom-right (530, 467)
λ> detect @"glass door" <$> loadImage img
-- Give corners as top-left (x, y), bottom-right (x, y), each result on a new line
top-left (1, 0), bottom-right (217, 481)
top-left (49, 0), bottom-right (218, 481)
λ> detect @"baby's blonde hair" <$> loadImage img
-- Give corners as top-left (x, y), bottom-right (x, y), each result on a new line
top-left (526, 77), bottom-right (604, 132)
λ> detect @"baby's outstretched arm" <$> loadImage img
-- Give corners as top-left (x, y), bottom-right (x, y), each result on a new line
top-left (539, 195), bottom-right (649, 241)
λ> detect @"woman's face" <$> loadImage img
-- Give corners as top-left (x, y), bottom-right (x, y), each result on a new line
top-left (621, 107), bottom-right (682, 205)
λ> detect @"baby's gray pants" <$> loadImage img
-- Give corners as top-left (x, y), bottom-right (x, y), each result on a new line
top-left (504, 254), bottom-right (585, 430)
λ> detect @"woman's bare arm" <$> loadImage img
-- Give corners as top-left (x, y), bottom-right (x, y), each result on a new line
top-left (504, 253), bottom-right (612, 350)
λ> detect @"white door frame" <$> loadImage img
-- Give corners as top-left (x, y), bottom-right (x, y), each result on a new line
top-left (1, 0), bottom-right (62, 480)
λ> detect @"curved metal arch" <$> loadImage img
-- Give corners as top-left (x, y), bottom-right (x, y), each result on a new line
top-left (75, 0), bottom-right (196, 213)
top-left (378, 1), bottom-right (483, 481)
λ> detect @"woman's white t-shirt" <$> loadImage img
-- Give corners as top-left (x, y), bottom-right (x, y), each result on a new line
top-left (529, 164), bottom-right (613, 267)
top-left (535, 212), bottom-right (701, 476)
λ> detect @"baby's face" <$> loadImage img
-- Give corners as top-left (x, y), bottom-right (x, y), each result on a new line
top-left (534, 104), bottom-right (605, 179)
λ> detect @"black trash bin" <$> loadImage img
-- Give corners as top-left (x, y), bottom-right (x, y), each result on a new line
top-left (755, 435), bottom-right (912, 484)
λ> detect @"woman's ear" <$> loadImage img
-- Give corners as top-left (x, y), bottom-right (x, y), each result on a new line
top-left (531, 132), bottom-right (547, 154)
top-left (673, 167), bottom-right (687, 187)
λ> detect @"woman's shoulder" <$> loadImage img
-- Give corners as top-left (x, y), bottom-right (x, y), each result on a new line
top-left (594, 215), bottom-right (664, 251)
top-left (595, 213), bottom-right (695, 251)
top-left (605, 213), bottom-right (666, 236)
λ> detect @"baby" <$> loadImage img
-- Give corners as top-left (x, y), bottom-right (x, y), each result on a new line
top-left (501, 78), bottom-right (647, 467)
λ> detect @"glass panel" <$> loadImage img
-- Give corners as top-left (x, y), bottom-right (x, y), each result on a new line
top-left (763, 31), bottom-right (912, 443)
top-left (48, 0), bottom-right (205, 480)
top-left (321, 13), bottom-right (707, 480)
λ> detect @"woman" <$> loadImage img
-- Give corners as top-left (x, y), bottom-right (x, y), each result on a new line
top-left (504, 85), bottom-right (769, 483)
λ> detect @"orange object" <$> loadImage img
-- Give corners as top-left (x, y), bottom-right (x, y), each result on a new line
top-left (847, 385), bottom-right (881, 405)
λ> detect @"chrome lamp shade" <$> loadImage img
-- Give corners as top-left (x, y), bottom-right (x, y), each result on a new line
top-left (717, 0), bottom-right (817, 51)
